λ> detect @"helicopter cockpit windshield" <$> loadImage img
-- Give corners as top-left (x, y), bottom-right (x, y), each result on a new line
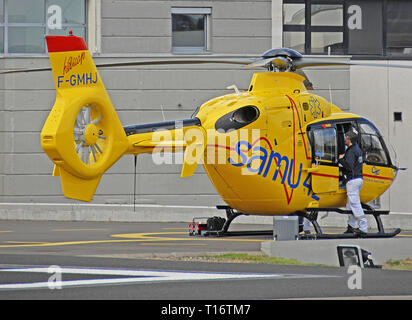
top-left (308, 119), bottom-right (392, 167)
top-left (358, 121), bottom-right (390, 166)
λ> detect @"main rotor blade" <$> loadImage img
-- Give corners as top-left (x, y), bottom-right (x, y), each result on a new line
top-left (4, 54), bottom-right (412, 75)
top-left (93, 58), bottom-right (256, 69)
top-left (0, 67), bottom-right (52, 75)
top-left (0, 58), bottom-right (257, 75)
top-left (295, 58), bottom-right (412, 70)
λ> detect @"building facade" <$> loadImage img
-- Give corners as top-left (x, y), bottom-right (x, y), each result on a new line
top-left (0, 0), bottom-right (411, 214)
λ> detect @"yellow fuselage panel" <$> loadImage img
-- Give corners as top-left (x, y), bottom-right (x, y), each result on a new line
top-left (195, 73), bottom-right (311, 214)
top-left (361, 165), bottom-right (394, 203)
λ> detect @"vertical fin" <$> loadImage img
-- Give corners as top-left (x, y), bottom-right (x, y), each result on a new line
top-left (41, 35), bottom-right (129, 201)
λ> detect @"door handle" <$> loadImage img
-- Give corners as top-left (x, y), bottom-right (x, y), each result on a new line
top-left (305, 167), bottom-right (319, 173)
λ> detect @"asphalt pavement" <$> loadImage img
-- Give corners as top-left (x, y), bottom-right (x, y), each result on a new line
top-left (0, 220), bottom-right (411, 302)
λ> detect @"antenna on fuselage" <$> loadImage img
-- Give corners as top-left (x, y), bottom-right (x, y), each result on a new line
top-left (227, 84), bottom-right (240, 95)
top-left (133, 155), bottom-right (137, 212)
top-left (329, 84), bottom-right (333, 106)
top-left (160, 104), bottom-right (166, 121)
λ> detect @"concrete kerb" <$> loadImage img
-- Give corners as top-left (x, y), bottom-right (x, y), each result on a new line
top-left (0, 203), bottom-right (223, 223)
top-left (0, 203), bottom-right (274, 224)
top-left (261, 238), bottom-right (412, 266)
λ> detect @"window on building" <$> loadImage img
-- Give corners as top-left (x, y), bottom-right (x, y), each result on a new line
top-left (0, 1), bottom-right (3, 53)
top-left (386, 1), bottom-right (412, 57)
top-left (283, 2), bottom-right (305, 52)
top-left (0, 0), bottom-right (86, 55)
top-left (283, 1), bottom-right (344, 55)
top-left (171, 7), bottom-right (211, 54)
top-left (346, 1), bottom-right (383, 55)
top-left (283, 0), bottom-right (412, 58)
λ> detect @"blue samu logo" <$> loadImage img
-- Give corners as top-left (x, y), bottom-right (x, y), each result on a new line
top-left (228, 141), bottom-right (303, 189)
top-left (228, 141), bottom-right (319, 201)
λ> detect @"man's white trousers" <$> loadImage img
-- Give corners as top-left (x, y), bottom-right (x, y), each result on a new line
top-left (346, 178), bottom-right (368, 233)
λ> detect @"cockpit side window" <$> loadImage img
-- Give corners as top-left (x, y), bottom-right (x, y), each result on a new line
top-left (309, 127), bottom-right (337, 164)
top-left (359, 123), bottom-right (389, 165)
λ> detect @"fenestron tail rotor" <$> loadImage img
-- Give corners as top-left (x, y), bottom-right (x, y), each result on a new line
top-left (74, 105), bottom-right (105, 165)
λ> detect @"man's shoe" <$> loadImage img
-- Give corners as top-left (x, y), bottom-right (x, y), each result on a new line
top-left (344, 225), bottom-right (357, 234)
top-left (354, 229), bottom-right (368, 238)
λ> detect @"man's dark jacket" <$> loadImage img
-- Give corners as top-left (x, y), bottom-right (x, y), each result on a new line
top-left (339, 143), bottom-right (363, 181)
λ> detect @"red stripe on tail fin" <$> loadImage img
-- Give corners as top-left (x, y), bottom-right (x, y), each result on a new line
top-left (46, 35), bottom-right (88, 53)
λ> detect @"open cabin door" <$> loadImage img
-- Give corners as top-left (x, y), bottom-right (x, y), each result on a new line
top-left (307, 124), bottom-right (339, 193)
top-left (307, 119), bottom-right (394, 196)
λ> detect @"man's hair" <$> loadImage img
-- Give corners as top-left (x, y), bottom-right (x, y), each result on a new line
top-left (345, 131), bottom-right (358, 144)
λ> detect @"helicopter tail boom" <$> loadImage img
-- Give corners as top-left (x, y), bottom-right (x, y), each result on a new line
top-left (124, 118), bottom-right (206, 178)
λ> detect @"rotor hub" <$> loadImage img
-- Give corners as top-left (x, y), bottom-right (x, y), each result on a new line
top-left (84, 123), bottom-right (99, 146)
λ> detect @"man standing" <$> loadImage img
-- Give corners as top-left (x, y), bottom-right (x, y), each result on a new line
top-left (338, 131), bottom-right (368, 236)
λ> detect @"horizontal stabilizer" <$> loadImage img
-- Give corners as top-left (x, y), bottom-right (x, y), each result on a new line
top-left (59, 166), bottom-right (102, 202)
top-left (52, 165), bottom-right (60, 177)
top-left (181, 140), bottom-right (205, 178)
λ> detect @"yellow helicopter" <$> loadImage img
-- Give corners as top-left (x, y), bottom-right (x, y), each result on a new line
top-left (3, 34), bottom-right (407, 239)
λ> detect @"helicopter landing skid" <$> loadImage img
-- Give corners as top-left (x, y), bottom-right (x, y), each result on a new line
top-left (189, 205), bottom-right (401, 239)
top-left (298, 229), bottom-right (401, 240)
top-left (189, 206), bottom-right (273, 237)
top-left (296, 206), bottom-right (401, 240)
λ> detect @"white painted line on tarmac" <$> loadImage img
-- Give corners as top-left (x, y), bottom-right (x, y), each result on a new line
top-left (0, 266), bottom-right (339, 290)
